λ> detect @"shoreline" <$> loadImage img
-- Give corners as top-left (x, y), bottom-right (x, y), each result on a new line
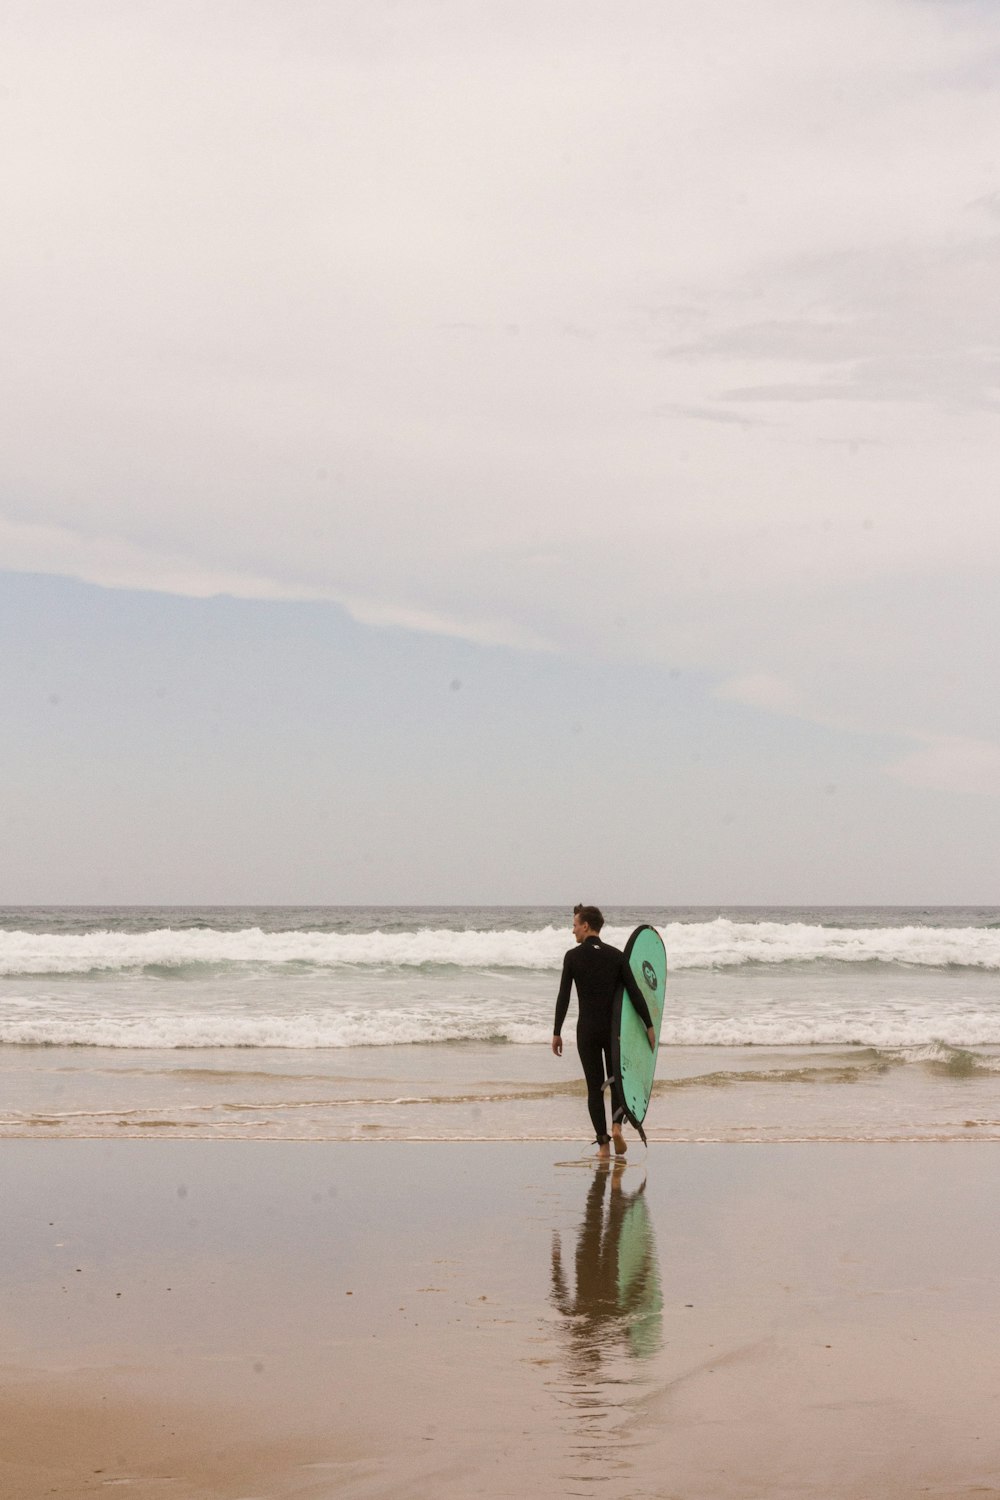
top-left (4, 1038), bottom-right (1000, 1141)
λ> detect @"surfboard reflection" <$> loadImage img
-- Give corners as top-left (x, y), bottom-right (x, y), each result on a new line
top-left (550, 1163), bottom-right (664, 1376)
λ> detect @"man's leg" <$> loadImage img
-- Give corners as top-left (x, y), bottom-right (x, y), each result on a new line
top-left (604, 1037), bottom-right (628, 1156)
top-left (576, 1028), bottom-right (610, 1152)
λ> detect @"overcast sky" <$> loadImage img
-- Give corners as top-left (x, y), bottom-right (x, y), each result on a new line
top-left (2, 0), bottom-right (998, 903)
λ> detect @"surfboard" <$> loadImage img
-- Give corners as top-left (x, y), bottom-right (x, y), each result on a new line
top-left (611, 924), bottom-right (667, 1146)
top-left (616, 1188), bottom-right (664, 1358)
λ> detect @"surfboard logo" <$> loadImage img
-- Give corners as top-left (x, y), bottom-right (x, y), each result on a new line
top-left (641, 960), bottom-right (658, 990)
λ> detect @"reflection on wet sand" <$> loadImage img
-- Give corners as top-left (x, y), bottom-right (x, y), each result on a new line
top-left (548, 1161), bottom-right (664, 1488)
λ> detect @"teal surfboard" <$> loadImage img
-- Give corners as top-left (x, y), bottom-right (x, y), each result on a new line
top-left (612, 925), bottom-right (667, 1145)
top-left (616, 1189), bottom-right (664, 1359)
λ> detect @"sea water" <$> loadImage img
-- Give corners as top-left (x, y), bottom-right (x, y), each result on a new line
top-left (2, 905), bottom-right (999, 1141)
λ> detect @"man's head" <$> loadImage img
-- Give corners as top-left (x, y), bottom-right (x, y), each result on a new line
top-left (572, 903), bottom-right (605, 942)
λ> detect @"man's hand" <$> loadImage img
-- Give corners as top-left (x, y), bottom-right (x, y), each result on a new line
top-left (552, 1034), bottom-right (563, 1057)
top-left (647, 1026), bottom-right (656, 1051)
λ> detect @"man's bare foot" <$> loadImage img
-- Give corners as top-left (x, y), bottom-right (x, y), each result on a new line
top-left (596, 1140), bottom-right (611, 1160)
top-left (612, 1126), bottom-right (627, 1157)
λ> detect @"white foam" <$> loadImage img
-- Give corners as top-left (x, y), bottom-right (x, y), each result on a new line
top-left (2, 985), bottom-right (1000, 1051)
top-left (662, 1015), bottom-right (1000, 1048)
top-left (0, 1006), bottom-right (544, 1049)
top-left (666, 919), bottom-right (1000, 970)
top-left (0, 925), bottom-right (569, 975)
top-left (1, 919), bottom-right (999, 977)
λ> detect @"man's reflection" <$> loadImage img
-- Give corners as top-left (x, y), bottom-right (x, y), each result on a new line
top-left (550, 1162), bottom-right (663, 1378)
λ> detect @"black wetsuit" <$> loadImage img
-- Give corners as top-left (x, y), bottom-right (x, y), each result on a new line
top-left (553, 935), bottom-right (654, 1143)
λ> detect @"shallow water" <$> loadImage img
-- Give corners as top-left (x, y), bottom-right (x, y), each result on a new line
top-left (4, 1040), bottom-right (1000, 1142)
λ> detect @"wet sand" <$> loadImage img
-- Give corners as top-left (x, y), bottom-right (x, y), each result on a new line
top-left (6, 1040), bottom-right (1000, 1140)
top-left (4, 1141), bottom-right (1000, 1499)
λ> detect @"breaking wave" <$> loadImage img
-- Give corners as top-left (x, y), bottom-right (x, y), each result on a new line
top-left (1, 919), bottom-right (999, 978)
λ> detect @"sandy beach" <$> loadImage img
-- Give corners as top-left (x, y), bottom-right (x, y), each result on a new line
top-left (4, 1140), bottom-right (1000, 1499)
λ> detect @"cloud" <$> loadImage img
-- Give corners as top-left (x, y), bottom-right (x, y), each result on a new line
top-left (653, 403), bottom-right (771, 428)
top-left (335, 594), bottom-right (558, 653)
top-left (886, 735), bottom-right (1000, 797)
top-left (715, 674), bottom-right (799, 713)
top-left (0, 515), bottom-right (325, 602)
top-left (0, 514), bottom-right (556, 652)
top-left (673, 237), bottom-right (1000, 414)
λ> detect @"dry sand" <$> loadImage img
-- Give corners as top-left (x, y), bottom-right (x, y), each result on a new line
top-left (3, 1141), bottom-right (1000, 1499)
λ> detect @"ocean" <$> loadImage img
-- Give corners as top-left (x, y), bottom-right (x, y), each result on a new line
top-left (2, 905), bottom-right (999, 1142)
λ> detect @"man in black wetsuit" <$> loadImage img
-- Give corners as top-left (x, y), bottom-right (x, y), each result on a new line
top-left (552, 904), bottom-right (655, 1159)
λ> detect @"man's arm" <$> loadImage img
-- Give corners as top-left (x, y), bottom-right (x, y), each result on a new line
top-left (552, 951), bottom-right (573, 1055)
top-left (622, 961), bottom-right (657, 1049)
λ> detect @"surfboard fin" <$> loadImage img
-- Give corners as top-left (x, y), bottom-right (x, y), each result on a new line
top-left (619, 1101), bottom-right (647, 1147)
